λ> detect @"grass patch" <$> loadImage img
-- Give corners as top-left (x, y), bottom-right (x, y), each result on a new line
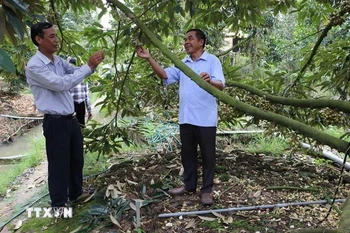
top-left (246, 133), bottom-right (289, 156)
top-left (0, 137), bottom-right (45, 195)
top-left (200, 218), bottom-right (264, 232)
top-left (83, 151), bottom-right (108, 176)
top-left (324, 126), bottom-right (347, 139)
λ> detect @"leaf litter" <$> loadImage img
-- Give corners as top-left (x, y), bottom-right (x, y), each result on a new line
top-left (89, 139), bottom-right (350, 233)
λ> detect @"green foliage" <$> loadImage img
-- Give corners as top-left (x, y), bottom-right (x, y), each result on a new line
top-left (83, 151), bottom-right (108, 176)
top-left (247, 133), bottom-right (289, 156)
top-left (314, 158), bottom-right (332, 167)
top-left (2, 0), bottom-right (350, 155)
top-left (200, 218), bottom-right (264, 232)
top-left (0, 48), bottom-right (16, 73)
top-left (324, 126), bottom-right (347, 139)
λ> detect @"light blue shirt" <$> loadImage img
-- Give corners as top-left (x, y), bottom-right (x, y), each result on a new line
top-left (26, 50), bottom-right (93, 115)
top-left (164, 51), bottom-right (225, 127)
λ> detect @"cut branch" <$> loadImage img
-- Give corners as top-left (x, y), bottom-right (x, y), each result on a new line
top-left (293, 229), bottom-right (337, 233)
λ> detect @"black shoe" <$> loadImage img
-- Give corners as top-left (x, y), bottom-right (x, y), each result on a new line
top-left (200, 193), bottom-right (214, 205)
top-left (168, 187), bottom-right (196, 196)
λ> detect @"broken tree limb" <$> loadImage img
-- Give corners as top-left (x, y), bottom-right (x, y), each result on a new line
top-left (294, 229), bottom-right (337, 233)
top-left (266, 186), bottom-right (318, 192)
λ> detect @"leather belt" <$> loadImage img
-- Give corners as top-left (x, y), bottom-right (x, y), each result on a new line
top-left (44, 113), bottom-right (76, 119)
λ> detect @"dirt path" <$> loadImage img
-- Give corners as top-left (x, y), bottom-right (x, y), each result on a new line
top-left (0, 160), bottom-right (48, 232)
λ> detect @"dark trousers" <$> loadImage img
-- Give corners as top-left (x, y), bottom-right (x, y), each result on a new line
top-left (179, 124), bottom-right (216, 194)
top-left (74, 102), bottom-right (86, 127)
top-left (43, 117), bottom-right (84, 207)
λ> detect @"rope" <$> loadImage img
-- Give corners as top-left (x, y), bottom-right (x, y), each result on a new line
top-left (146, 122), bottom-right (180, 153)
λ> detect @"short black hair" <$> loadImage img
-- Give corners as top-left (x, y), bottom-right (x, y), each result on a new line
top-left (30, 21), bottom-right (53, 47)
top-left (186, 29), bottom-right (206, 48)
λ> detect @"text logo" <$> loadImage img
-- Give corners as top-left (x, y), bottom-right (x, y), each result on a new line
top-left (27, 207), bottom-right (73, 218)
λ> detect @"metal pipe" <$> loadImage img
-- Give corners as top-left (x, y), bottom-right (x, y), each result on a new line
top-left (0, 114), bottom-right (43, 120)
top-left (301, 142), bottom-right (350, 170)
top-left (157, 199), bottom-right (346, 218)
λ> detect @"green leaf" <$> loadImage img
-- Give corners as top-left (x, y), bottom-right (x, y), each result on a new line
top-left (167, 2), bottom-right (174, 21)
top-left (0, 49), bottom-right (16, 73)
top-left (174, 4), bottom-right (182, 13)
top-left (3, 6), bottom-right (24, 39)
top-left (6, 0), bottom-right (29, 13)
top-left (0, 8), bottom-right (5, 43)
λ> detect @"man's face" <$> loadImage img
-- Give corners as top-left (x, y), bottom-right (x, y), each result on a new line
top-left (184, 31), bottom-right (203, 55)
top-left (36, 27), bottom-right (59, 54)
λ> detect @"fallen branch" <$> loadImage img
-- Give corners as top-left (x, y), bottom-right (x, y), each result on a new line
top-left (266, 186), bottom-right (318, 192)
top-left (293, 229), bottom-right (337, 233)
top-left (324, 195), bottom-right (342, 215)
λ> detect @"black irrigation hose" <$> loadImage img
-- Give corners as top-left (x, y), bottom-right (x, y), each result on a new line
top-left (0, 192), bottom-right (49, 232)
top-left (318, 141), bottom-right (350, 224)
top-left (0, 168), bottom-right (109, 232)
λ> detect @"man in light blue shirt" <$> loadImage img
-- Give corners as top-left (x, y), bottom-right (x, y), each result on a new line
top-left (136, 29), bottom-right (225, 205)
top-left (26, 21), bottom-right (104, 209)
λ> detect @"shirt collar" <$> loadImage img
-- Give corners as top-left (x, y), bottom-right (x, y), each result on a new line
top-left (36, 50), bottom-right (53, 65)
top-left (184, 51), bottom-right (208, 62)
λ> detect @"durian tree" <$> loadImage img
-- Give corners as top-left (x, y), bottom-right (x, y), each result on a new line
top-left (2, 1), bottom-right (350, 231)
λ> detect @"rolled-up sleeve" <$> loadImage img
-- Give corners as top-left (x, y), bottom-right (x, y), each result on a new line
top-left (164, 66), bottom-right (180, 85)
top-left (210, 57), bottom-right (225, 86)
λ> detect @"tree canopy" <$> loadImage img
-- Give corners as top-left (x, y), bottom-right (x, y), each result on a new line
top-left (1, 0), bottom-right (350, 155)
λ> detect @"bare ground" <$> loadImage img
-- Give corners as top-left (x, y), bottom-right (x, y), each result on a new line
top-left (0, 92), bottom-right (41, 144)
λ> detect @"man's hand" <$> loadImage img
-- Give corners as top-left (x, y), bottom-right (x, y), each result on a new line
top-left (199, 72), bottom-right (211, 83)
top-left (136, 46), bottom-right (150, 59)
top-left (88, 50), bottom-right (104, 70)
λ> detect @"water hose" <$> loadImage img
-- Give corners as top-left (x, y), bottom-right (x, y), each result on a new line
top-left (0, 192), bottom-right (49, 232)
top-left (0, 114), bottom-right (43, 120)
top-left (157, 199), bottom-right (346, 218)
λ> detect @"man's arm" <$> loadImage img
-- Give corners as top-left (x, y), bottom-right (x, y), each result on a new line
top-left (209, 79), bottom-right (224, 91)
top-left (136, 46), bottom-right (167, 79)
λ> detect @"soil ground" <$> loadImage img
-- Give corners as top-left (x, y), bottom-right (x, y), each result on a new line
top-left (0, 92), bottom-right (41, 144)
top-left (1, 93), bottom-right (350, 233)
